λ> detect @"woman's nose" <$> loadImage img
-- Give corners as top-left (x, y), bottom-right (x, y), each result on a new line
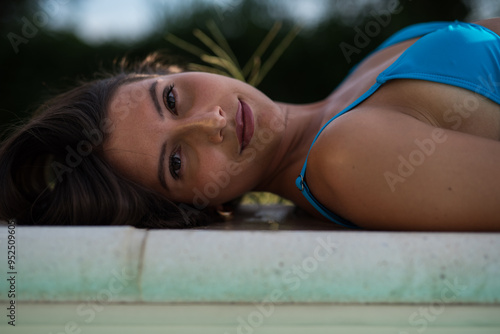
top-left (174, 107), bottom-right (227, 143)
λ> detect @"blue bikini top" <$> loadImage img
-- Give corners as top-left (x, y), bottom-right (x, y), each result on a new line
top-left (295, 21), bottom-right (500, 228)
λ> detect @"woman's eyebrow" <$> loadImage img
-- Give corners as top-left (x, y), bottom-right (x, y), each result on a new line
top-left (158, 141), bottom-right (169, 191)
top-left (149, 80), bottom-right (164, 119)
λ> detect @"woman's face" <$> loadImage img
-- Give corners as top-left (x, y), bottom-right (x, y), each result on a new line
top-left (104, 72), bottom-right (286, 208)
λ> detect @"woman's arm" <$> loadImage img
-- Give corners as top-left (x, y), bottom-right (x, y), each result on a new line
top-left (306, 108), bottom-right (500, 231)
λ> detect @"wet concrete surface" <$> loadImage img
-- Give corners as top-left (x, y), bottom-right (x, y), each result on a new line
top-left (200, 204), bottom-right (349, 231)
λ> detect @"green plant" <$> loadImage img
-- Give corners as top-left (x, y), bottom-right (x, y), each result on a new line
top-left (166, 20), bottom-right (301, 87)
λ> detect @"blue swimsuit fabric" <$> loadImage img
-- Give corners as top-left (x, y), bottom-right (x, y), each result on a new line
top-left (295, 21), bottom-right (500, 228)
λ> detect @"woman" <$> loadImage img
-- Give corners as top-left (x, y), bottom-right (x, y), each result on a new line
top-left (1, 19), bottom-right (500, 231)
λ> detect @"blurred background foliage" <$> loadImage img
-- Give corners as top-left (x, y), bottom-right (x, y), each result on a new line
top-left (1, 0), bottom-right (499, 137)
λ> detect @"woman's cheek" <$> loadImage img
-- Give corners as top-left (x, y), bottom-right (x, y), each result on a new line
top-left (195, 149), bottom-right (232, 184)
top-left (187, 157), bottom-right (242, 206)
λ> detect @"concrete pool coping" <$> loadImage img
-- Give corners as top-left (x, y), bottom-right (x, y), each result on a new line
top-left (1, 205), bottom-right (498, 304)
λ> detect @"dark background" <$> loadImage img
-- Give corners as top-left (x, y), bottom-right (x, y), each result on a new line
top-left (1, 0), bottom-right (499, 139)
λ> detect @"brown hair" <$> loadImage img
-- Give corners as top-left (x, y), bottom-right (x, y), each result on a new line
top-left (0, 53), bottom-right (210, 228)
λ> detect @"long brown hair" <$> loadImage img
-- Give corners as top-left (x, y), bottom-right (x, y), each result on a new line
top-left (0, 53), bottom-right (209, 228)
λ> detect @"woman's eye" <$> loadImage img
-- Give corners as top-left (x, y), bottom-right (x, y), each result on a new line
top-left (163, 84), bottom-right (177, 115)
top-left (169, 150), bottom-right (181, 180)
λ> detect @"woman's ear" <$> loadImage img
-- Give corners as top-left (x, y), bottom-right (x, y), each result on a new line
top-left (215, 196), bottom-right (243, 220)
top-left (215, 203), bottom-right (234, 220)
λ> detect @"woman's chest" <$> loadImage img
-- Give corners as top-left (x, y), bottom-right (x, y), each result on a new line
top-left (365, 79), bottom-right (500, 141)
top-left (327, 38), bottom-right (500, 141)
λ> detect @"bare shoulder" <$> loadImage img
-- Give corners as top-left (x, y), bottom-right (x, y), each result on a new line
top-left (306, 108), bottom-right (500, 231)
top-left (474, 17), bottom-right (500, 35)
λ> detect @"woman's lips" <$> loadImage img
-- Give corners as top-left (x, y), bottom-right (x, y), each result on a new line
top-left (236, 100), bottom-right (254, 153)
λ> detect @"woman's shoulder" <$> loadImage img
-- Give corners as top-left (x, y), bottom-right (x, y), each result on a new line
top-left (304, 104), bottom-right (500, 230)
top-left (474, 18), bottom-right (500, 36)
top-left (305, 107), bottom-right (444, 228)
top-left (305, 108), bottom-right (398, 224)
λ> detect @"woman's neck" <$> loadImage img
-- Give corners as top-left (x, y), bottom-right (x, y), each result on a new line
top-left (254, 99), bottom-right (331, 196)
